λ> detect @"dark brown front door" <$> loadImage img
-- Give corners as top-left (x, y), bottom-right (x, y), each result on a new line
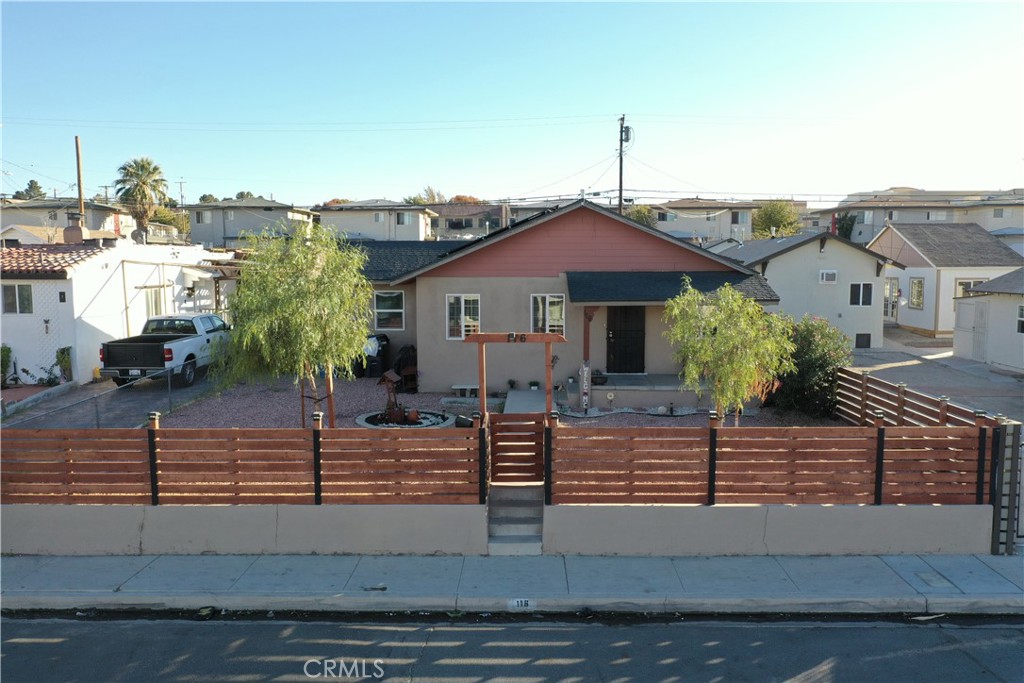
top-left (606, 306), bottom-right (645, 373)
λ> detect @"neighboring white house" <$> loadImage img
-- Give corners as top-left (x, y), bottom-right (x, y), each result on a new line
top-left (317, 200), bottom-right (437, 241)
top-left (652, 199), bottom-right (760, 242)
top-left (1, 239), bottom-right (227, 386)
top-left (867, 223), bottom-right (1024, 337)
top-left (717, 232), bottom-right (901, 348)
top-left (953, 268), bottom-right (1024, 373)
top-left (185, 197), bottom-right (316, 248)
top-left (809, 187), bottom-right (1024, 245)
top-left (0, 198), bottom-right (136, 236)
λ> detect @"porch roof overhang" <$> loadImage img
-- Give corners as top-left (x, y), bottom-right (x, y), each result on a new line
top-left (565, 271), bottom-right (780, 305)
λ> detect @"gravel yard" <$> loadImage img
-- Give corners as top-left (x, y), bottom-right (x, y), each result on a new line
top-left (161, 375), bottom-right (841, 429)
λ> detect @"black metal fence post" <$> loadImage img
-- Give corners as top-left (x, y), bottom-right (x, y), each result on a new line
top-left (873, 410), bottom-right (886, 505)
top-left (475, 412), bottom-right (488, 504)
top-left (147, 411), bottom-right (160, 506)
top-left (544, 415), bottom-right (554, 506)
top-left (312, 411), bottom-right (323, 505)
top-left (975, 411), bottom-right (988, 505)
top-left (707, 411), bottom-right (719, 506)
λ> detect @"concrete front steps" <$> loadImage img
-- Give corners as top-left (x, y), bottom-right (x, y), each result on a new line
top-left (487, 483), bottom-right (543, 556)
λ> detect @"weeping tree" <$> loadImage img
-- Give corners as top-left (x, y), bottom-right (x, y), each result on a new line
top-left (663, 279), bottom-right (796, 425)
top-left (215, 221), bottom-right (374, 427)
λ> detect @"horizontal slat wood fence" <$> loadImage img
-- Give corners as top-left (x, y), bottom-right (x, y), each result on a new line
top-left (549, 424), bottom-right (993, 506)
top-left (1, 426), bottom-right (480, 505)
top-left (836, 367), bottom-right (998, 427)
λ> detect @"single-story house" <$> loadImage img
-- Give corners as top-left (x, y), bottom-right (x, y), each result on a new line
top-left (717, 232), bottom-right (903, 348)
top-left (1, 237), bottom-right (227, 385)
top-left (867, 223), bottom-right (1024, 337)
top-left (953, 267), bottom-right (1024, 373)
top-left (0, 198), bottom-right (136, 236)
top-left (358, 200), bottom-right (779, 398)
top-left (186, 197), bottom-right (316, 248)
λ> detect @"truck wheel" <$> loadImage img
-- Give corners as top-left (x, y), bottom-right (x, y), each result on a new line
top-left (177, 361), bottom-right (196, 387)
top-left (112, 378), bottom-right (130, 387)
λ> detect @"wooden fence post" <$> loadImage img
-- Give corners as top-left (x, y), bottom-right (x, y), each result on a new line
top-left (312, 411), bottom-right (323, 505)
top-left (896, 383), bottom-right (907, 426)
top-left (147, 411), bottom-right (160, 506)
top-left (873, 410), bottom-right (885, 505)
top-left (707, 410), bottom-right (719, 506)
top-left (860, 371), bottom-right (870, 425)
top-left (975, 411), bottom-right (988, 504)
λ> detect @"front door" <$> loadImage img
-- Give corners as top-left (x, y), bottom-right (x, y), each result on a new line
top-left (606, 306), bottom-right (645, 373)
top-left (883, 277), bottom-right (900, 323)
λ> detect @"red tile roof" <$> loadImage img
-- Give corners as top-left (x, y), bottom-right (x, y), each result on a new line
top-left (1, 244), bottom-right (109, 278)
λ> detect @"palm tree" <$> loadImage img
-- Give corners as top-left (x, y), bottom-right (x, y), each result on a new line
top-left (114, 157), bottom-right (168, 232)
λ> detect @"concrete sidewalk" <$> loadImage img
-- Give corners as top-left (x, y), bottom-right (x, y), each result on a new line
top-left (3, 553), bottom-right (1021, 615)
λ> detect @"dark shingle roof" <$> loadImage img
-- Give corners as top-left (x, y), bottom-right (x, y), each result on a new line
top-left (967, 267), bottom-right (1024, 296)
top-left (354, 241), bottom-right (460, 281)
top-left (889, 223), bottom-right (1024, 267)
top-left (717, 231), bottom-right (900, 267)
top-left (566, 271), bottom-right (779, 304)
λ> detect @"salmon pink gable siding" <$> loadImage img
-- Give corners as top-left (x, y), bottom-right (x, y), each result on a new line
top-left (427, 207), bottom-right (733, 278)
top-left (870, 229), bottom-right (930, 267)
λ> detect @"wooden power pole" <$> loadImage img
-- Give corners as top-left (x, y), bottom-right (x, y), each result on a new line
top-left (75, 136), bottom-right (85, 225)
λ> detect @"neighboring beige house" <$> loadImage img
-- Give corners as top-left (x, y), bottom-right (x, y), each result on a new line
top-left (360, 200), bottom-right (778, 396)
top-left (185, 197), bottom-right (316, 248)
top-left (652, 199), bottom-right (759, 242)
top-left (809, 187), bottom-right (1024, 245)
top-left (1, 198), bottom-right (136, 236)
top-left (867, 223), bottom-right (1024, 337)
top-left (317, 200), bottom-right (437, 241)
top-left (953, 268), bottom-right (1024, 373)
top-left (717, 232), bottom-right (902, 348)
top-left (1, 237), bottom-right (226, 386)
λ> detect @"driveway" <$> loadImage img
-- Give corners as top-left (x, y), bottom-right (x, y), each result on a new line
top-left (1, 372), bottom-right (216, 429)
top-left (851, 327), bottom-right (1023, 423)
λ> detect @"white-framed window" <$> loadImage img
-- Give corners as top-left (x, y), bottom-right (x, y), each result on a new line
top-left (926, 210), bottom-right (948, 221)
top-left (2, 284), bottom-right (33, 314)
top-left (226, 210), bottom-right (235, 220)
top-left (373, 212), bottom-right (383, 223)
top-left (855, 210), bottom-right (873, 225)
top-left (731, 210), bottom-right (748, 225)
top-left (994, 208), bottom-right (1005, 218)
top-left (430, 217), bottom-right (439, 229)
top-left (374, 291), bottom-right (405, 330)
top-left (887, 210), bottom-right (898, 221)
top-left (446, 294), bottom-right (480, 340)
top-left (396, 212), bottom-right (407, 226)
top-left (909, 278), bottom-right (925, 309)
top-left (657, 211), bottom-right (677, 222)
top-left (955, 279), bottom-right (986, 299)
top-left (531, 294), bottom-right (565, 335)
top-left (849, 282), bottom-right (873, 306)
top-left (812, 220), bottom-right (820, 228)
top-left (819, 269), bottom-right (838, 285)
top-left (1017, 305), bottom-right (1024, 334)
top-left (194, 210), bottom-right (212, 224)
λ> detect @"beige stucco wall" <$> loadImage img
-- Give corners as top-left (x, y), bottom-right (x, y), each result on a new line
top-left (543, 505), bottom-right (993, 555)
top-left (372, 283), bottom-right (418, 354)
top-left (764, 240), bottom-right (884, 348)
top-left (0, 505), bottom-right (489, 556)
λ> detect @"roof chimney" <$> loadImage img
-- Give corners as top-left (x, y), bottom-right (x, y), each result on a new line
top-left (63, 212), bottom-right (85, 243)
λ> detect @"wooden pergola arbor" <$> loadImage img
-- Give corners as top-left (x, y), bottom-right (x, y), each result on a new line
top-left (463, 332), bottom-right (567, 419)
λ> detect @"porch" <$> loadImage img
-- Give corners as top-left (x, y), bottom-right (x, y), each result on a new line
top-left (564, 373), bottom-right (703, 411)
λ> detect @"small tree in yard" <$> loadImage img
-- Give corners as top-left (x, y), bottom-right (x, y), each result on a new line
top-left (663, 280), bottom-right (796, 425)
top-left (215, 221), bottom-right (374, 427)
top-left (770, 315), bottom-right (852, 417)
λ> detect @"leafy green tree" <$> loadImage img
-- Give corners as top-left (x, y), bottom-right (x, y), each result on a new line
top-left (13, 179), bottom-right (46, 200)
top-left (769, 315), bottom-right (851, 417)
top-left (625, 205), bottom-right (658, 228)
top-left (752, 199), bottom-right (801, 238)
top-left (235, 191), bottom-right (255, 199)
top-left (215, 222), bottom-right (374, 427)
top-left (403, 186), bottom-right (446, 204)
top-left (449, 194), bottom-right (482, 204)
top-left (663, 279), bottom-right (795, 425)
top-left (198, 194), bottom-right (219, 203)
top-left (835, 211), bottom-right (857, 240)
top-left (151, 206), bottom-right (190, 235)
top-left (114, 157), bottom-right (168, 231)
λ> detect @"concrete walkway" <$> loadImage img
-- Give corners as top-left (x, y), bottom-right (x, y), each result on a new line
top-left (2, 553), bottom-right (1021, 615)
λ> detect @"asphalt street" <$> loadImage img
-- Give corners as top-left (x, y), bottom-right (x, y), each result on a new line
top-left (1, 618), bottom-right (1022, 683)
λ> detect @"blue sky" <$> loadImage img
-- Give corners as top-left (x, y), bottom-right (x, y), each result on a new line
top-left (2, 2), bottom-right (1022, 208)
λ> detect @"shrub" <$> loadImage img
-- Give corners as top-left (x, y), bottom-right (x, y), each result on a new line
top-left (1, 344), bottom-right (11, 379)
top-left (56, 346), bottom-right (72, 381)
top-left (770, 315), bottom-right (852, 417)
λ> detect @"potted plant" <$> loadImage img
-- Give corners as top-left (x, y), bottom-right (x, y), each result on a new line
top-left (507, 379), bottom-right (517, 390)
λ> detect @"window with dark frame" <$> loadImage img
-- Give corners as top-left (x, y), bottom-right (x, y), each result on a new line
top-left (374, 291), bottom-right (405, 330)
top-left (849, 282), bottom-right (873, 306)
top-left (2, 284), bottom-right (33, 314)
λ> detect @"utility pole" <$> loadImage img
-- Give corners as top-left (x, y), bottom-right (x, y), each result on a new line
top-left (75, 136), bottom-right (85, 225)
top-left (100, 185), bottom-right (112, 202)
top-left (177, 180), bottom-right (186, 206)
top-left (617, 115), bottom-right (632, 214)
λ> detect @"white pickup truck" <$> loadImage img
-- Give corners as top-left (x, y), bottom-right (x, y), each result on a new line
top-left (99, 313), bottom-right (230, 387)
